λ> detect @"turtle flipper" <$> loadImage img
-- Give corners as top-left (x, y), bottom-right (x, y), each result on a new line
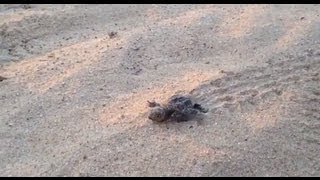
top-left (171, 108), bottom-right (198, 122)
top-left (147, 101), bottom-right (161, 107)
top-left (171, 111), bottom-right (189, 122)
top-left (193, 103), bottom-right (208, 113)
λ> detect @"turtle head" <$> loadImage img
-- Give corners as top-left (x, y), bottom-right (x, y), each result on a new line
top-left (148, 106), bottom-right (167, 122)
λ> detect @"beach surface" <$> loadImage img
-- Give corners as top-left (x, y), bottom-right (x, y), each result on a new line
top-left (0, 4), bottom-right (320, 176)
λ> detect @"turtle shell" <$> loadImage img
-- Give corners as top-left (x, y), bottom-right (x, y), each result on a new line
top-left (166, 95), bottom-right (194, 112)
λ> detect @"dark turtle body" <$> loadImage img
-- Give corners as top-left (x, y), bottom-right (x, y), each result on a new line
top-left (147, 94), bottom-right (208, 122)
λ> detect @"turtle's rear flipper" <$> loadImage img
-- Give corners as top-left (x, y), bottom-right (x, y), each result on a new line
top-left (193, 103), bottom-right (208, 113)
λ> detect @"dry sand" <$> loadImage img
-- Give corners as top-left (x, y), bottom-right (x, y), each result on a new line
top-left (0, 4), bottom-right (320, 177)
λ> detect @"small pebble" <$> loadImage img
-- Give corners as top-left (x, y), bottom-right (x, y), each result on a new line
top-left (108, 31), bottom-right (118, 39)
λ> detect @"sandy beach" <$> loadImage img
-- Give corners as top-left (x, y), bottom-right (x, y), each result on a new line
top-left (0, 4), bottom-right (320, 176)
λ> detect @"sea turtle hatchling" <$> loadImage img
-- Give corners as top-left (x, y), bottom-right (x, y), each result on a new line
top-left (147, 94), bottom-right (208, 122)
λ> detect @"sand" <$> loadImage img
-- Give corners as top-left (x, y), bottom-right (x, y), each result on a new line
top-left (0, 4), bottom-right (320, 177)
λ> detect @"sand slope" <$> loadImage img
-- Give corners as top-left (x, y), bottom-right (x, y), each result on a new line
top-left (0, 4), bottom-right (320, 176)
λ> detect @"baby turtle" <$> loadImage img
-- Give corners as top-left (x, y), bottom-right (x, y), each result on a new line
top-left (147, 94), bottom-right (208, 123)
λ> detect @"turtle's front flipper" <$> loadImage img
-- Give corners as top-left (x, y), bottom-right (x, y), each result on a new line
top-left (193, 103), bottom-right (208, 113)
top-left (171, 111), bottom-right (189, 123)
top-left (171, 108), bottom-right (198, 122)
top-left (147, 101), bottom-right (161, 107)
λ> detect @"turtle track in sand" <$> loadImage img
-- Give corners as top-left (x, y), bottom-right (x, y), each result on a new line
top-left (187, 51), bottom-right (320, 176)
top-left (190, 51), bottom-right (320, 116)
